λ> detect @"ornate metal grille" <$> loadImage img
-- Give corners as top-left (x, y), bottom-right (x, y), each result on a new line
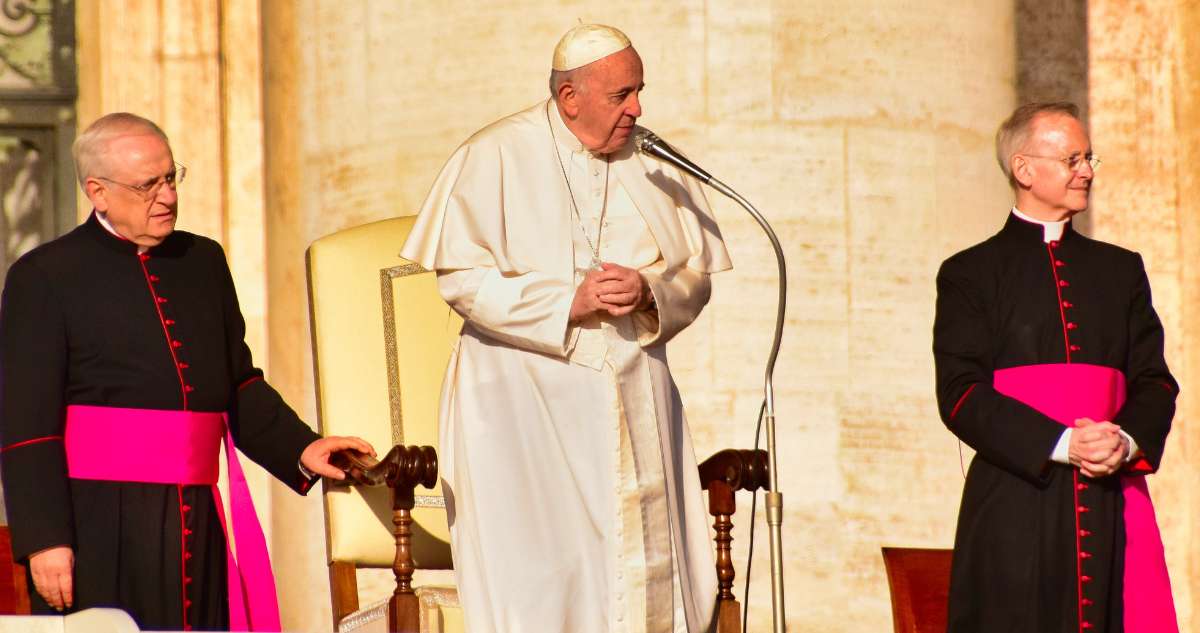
top-left (0, 0), bottom-right (76, 285)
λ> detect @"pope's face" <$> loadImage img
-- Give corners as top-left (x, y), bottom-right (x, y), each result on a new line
top-left (87, 133), bottom-right (179, 247)
top-left (1015, 113), bottom-right (1094, 219)
top-left (569, 47), bottom-right (644, 154)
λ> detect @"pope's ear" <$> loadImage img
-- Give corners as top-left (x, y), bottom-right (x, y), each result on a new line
top-left (557, 82), bottom-right (580, 117)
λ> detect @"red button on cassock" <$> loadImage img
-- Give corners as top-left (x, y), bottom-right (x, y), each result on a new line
top-left (1082, 598), bottom-right (1094, 606)
top-left (1080, 551), bottom-right (1092, 559)
top-left (1055, 260), bottom-right (1065, 267)
top-left (1059, 280), bottom-right (1070, 287)
top-left (184, 385), bottom-right (194, 393)
top-left (1067, 322), bottom-right (1078, 330)
top-left (1077, 505), bottom-right (1089, 513)
top-left (157, 297), bottom-right (168, 304)
top-left (1080, 529), bottom-right (1092, 537)
top-left (150, 275), bottom-right (160, 282)
top-left (178, 362), bottom-right (189, 369)
top-left (1081, 575), bottom-right (1092, 583)
top-left (181, 504), bottom-right (191, 513)
top-left (165, 319), bottom-right (176, 326)
top-left (1077, 482), bottom-right (1088, 491)
top-left (1070, 345), bottom-right (1081, 352)
top-left (1050, 241), bottom-right (1060, 248)
top-left (1063, 300), bottom-right (1073, 308)
top-left (184, 552), bottom-right (193, 560)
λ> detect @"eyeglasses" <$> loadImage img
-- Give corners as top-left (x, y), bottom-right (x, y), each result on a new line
top-left (96, 163), bottom-right (187, 201)
top-left (1021, 154), bottom-right (1101, 173)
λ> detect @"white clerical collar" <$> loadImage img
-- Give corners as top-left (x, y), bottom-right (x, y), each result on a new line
top-left (1011, 206), bottom-right (1067, 243)
top-left (95, 211), bottom-right (148, 253)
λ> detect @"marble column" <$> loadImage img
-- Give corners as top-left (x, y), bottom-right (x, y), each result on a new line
top-left (1088, 1), bottom-right (1200, 629)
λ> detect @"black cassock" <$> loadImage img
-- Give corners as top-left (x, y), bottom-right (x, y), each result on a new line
top-left (0, 214), bottom-right (320, 631)
top-left (934, 213), bottom-right (1176, 633)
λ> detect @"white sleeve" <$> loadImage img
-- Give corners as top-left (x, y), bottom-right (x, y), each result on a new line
top-left (436, 268), bottom-right (577, 357)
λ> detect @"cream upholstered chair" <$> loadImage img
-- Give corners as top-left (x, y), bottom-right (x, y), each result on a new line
top-left (307, 216), bottom-right (464, 633)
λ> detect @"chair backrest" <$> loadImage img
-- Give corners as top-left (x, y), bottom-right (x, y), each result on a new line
top-left (0, 527), bottom-right (28, 615)
top-left (880, 547), bottom-right (953, 633)
top-left (307, 216), bottom-right (459, 569)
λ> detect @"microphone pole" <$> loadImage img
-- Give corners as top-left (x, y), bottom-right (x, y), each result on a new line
top-left (634, 130), bottom-right (787, 633)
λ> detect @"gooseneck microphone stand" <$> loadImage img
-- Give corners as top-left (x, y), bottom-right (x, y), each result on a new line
top-left (635, 130), bottom-right (787, 633)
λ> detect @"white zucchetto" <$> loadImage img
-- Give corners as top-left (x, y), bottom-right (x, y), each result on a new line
top-left (551, 24), bottom-right (632, 71)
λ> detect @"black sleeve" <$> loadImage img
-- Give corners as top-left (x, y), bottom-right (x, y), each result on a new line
top-left (1111, 254), bottom-right (1176, 471)
top-left (933, 257), bottom-right (1067, 487)
top-left (0, 258), bottom-right (74, 560)
top-left (214, 246), bottom-right (320, 494)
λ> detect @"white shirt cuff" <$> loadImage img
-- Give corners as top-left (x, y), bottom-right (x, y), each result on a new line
top-left (1051, 428), bottom-right (1072, 464)
top-left (1119, 430), bottom-right (1139, 463)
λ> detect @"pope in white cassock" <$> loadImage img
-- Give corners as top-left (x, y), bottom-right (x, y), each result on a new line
top-left (401, 24), bottom-right (732, 633)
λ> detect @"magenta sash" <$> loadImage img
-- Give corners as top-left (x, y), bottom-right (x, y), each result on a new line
top-left (64, 405), bottom-right (282, 632)
top-left (993, 364), bottom-right (1177, 633)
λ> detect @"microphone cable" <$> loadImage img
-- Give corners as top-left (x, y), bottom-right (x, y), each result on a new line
top-left (741, 399), bottom-right (766, 633)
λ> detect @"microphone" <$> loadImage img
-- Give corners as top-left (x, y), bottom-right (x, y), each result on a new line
top-left (632, 126), bottom-right (789, 633)
top-left (632, 129), bottom-right (715, 185)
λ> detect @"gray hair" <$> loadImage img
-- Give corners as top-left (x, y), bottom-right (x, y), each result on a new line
top-left (548, 66), bottom-right (590, 100)
top-left (995, 102), bottom-right (1080, 188)
top-left (72, 112), bottom-right (169, 188)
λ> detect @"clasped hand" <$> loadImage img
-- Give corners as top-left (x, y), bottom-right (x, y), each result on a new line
top-left (570, 262), bottom-right (651, 323)
top-left (1068, 417), bottom-right (1129, 478)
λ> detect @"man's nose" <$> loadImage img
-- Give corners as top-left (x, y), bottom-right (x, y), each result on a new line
top-left (157, 181), bottom-right (178, 205)
top-left (627, 92), bottom-right (642, 118)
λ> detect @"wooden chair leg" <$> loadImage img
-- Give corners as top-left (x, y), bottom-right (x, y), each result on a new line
top-left (389, 485), bottom-right (419, 633)
top-left (329, 561), bottom-right (359, 629)
top-left (708, 480), bottom-right (741, 633)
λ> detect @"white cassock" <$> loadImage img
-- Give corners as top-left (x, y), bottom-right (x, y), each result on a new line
top-left (401, 100), bottom-right (732, 633)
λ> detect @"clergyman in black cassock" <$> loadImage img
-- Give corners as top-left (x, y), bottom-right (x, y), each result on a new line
top-left (934, 103), bottom-right (1177, 633)
top-left (0, 113), bottom-right (373, 631)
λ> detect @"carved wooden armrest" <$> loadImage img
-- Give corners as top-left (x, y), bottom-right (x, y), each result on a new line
top-left (699, 449), bottom-right (769, 495)
top-left (330, 445), bottom-right (438, 490)
top-left (329, 445), bottom-right (438, 633)
top-left (698, 449), bottom-right (769, 633)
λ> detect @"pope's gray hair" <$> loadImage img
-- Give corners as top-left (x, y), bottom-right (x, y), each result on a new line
top-left (549, 66), bottom-right (590, 100)
top-left (995, 102), bottom-right (1080, 188)
top-left (72, 112), bottom-right (170, 188)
